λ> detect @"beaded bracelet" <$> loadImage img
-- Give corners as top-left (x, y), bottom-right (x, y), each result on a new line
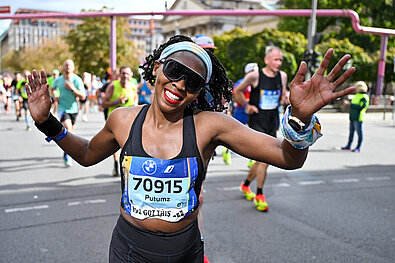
top-left (281, 105), bottom-right (323, 149)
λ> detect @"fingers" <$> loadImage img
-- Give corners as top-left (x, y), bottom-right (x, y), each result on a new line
top-left (27, 70), bottom-right (49, 94)
top-left (27, 71), bottom-right (37, 93)
top-left (332, 67), bottom-right (356, 88)
top-left (332, 86), bottom-right (356, 100)
top-left (25, 83), bottom-right (31, 97)
top-left (40, 70), bottom-right (48, 86)
top-left (33, 70), bottom-right (42, 89)
top-left (315, 48), bottom-right (334, 76)
top-left (326, 54), bottom-right (352, 82)
top-left (292, 61), bottom-right (307, 85)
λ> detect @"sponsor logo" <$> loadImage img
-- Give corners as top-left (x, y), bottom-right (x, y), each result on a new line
top-left (142, 160), bottom-right (157, 175)
top-left (164, 165), bottom-right (175, 174)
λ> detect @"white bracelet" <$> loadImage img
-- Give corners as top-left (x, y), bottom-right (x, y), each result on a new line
top-left (281, 105), bottom-right (323, 149)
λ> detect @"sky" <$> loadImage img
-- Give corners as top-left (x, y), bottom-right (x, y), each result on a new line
top-left (0, 0), bottom-right (176, 35)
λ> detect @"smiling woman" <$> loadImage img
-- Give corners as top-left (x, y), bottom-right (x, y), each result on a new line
top-left (26, 34), bottom-right (355, 262)
top-left (141, 35), bottom-right (233, 112)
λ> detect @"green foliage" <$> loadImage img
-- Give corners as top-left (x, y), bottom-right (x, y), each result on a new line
top-left (2, 37), bottom-right (71, 73)
top-left (278, 0), bottom-right (395, 53)
top-left (214, 28), bottom-right (307, 82)
top-left (316, 38), bottom-right (373, 82)
top-left (65, 7), bottom-right (140, 78)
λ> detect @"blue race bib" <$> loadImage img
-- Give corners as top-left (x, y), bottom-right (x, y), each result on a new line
top-left (259, 89), bottom-right (281, 110)
top-left (122, 156), bottom-right (198, 222)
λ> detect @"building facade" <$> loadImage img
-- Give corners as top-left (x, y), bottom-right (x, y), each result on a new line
top-left (0, 8), bottom-right (81, 56)
top-left (161, 0), bottom-right (280, 40)
top-left (126, 17), bottom-right (163, 60)
top-left (0, 8), bottom-right (163, 65)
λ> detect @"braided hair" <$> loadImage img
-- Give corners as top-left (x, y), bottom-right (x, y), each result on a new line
top-left (140, 35), bottom-right (233, 112)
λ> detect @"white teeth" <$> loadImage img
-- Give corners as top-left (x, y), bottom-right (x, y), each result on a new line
top-left (165, 90), bottom-right (180, 101)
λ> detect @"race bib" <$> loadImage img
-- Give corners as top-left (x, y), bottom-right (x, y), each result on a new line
top-left (259, 89), bottom-right (281, 110)
top-left (122, 156), bottom-right (198, 222)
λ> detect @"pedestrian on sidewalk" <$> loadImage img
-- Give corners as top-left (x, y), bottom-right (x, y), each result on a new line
top-left (341, 81), bottom-right (370, 152)
top-left (26, 35), bottom-right (355, 262)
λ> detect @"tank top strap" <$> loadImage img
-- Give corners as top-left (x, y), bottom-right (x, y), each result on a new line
top-left (127, 104), bottom-right (150, 157)
top-left (175, 108), bottom-right (197, 158)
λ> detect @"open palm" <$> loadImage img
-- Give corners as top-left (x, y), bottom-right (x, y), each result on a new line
top-left (26, 70), bottom-right (52, 124)
top-left (289, 49), bottom-right (356, 121)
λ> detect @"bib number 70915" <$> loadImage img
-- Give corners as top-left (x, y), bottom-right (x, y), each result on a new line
top-left (133, 177), bottom-right (183, 194)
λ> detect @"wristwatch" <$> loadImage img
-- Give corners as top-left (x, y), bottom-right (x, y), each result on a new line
top-left (288, 115), bottom-right (306, 132)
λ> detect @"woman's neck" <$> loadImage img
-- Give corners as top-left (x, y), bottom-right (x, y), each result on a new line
top-left (149, 101), bottom-right (184, 129)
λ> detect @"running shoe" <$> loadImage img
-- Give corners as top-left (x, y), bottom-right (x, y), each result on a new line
top-left (240, 182), bottom-right (256, 200)
top-left (222, 148), bottom-right (232, 165)
top-left (341, 146), bottom-right (351, 150)
top-left (26, 126), bottom-right (32, 131)
top-left (254, 194), bottom-right (269, 211)
top-left (352, 148), bottom-right (361, 153)
top-left (64, 154), bottom-right (73, 167)
top-left (247, 159), bottom-right (255, 168)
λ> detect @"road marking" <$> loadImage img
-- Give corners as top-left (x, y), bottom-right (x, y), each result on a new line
top-left (68, 201), bottom-right (83, 206)
top-left (5, 205), bottom-right (49, 213)
top-left (333, 178), bottom-right (359, 183)
top-left (273, 183), bottom-right (291, 187)
top-left (298, 180), bottom-right (326, 185)
top-left (68, 199), bottom-right (107, 206)
top-left (366, 176), bottom-right (391, 181)
top-left (287, 170), bottom-right (316, 180)
top-left (221, 186), bottom-right (240, 191)
top-left (84, 199), bottom-right (106, 204)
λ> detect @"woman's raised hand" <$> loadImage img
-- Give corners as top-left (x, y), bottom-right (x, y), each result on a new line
top-left (289, 49), bottom-right (356, 122)
top-left (26, 70), bottom-right (52, 124)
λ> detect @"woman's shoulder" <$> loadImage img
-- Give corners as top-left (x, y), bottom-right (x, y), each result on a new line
top-left (193, 110), bottom-right (235, 127)
top-left (107, 105), bottom-right (146, 125)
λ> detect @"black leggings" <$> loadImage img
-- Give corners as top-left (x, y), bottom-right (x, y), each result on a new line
top-left (109, 215), bottom-right (204, 263)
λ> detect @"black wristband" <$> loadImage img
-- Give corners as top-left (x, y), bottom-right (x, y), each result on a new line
top-left (34, 113), bottom-right (64, 137)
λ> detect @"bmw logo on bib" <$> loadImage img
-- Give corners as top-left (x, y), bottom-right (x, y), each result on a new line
top-left (142, 160), bottom-right (157, 175)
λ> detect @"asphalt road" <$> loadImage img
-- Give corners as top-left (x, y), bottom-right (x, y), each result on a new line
top-left (0, 108), bottom-right (394, 263)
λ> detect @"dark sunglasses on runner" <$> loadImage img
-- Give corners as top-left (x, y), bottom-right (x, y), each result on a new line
top-left (161, 58), bottom-right (206, 94)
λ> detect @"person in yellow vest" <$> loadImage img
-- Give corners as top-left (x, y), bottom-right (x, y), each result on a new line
top-left (16, 70), bottom-right (32, 131)
top-left (102, 66), bottom-right (138, 176)
top-left (341, 81), bottom-right (370, 152)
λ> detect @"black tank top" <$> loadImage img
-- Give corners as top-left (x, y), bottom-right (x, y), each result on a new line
top-left (119, 105), bottom-right (205, 222)
top-left (249, 69), bottom-right (282, 110)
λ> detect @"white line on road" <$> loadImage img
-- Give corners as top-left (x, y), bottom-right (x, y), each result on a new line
top-left (5, 205), bottom-right (49, 213)
top-left (221, 186), bottom-right (240, 191)
top-left (333, 178), bottom-right (359, 183)
top-left (68, 199), bottom-right (107, 206)
top-left (366, 176), bottom-right (391, 181)
top-left (84, 199), bottom-right (106, 204)
top-left (298, 181), bottom-right (326, 185)
top-left (273, 183), bottom-right (291, 187)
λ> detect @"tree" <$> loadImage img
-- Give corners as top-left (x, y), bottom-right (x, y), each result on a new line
top-left (214, 28), bottom-right (307, 82)
top-left (316, 38), bottom-right (373, 82)
top-left (65, 7), bottom-right (141, 78)
top-left (278, 0), bottom-right (395, 53)
top-left (2, 37), bottom-right (71, 74)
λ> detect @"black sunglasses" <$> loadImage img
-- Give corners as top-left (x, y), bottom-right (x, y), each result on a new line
top-left (160, 58), bottom-right (206, 94)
